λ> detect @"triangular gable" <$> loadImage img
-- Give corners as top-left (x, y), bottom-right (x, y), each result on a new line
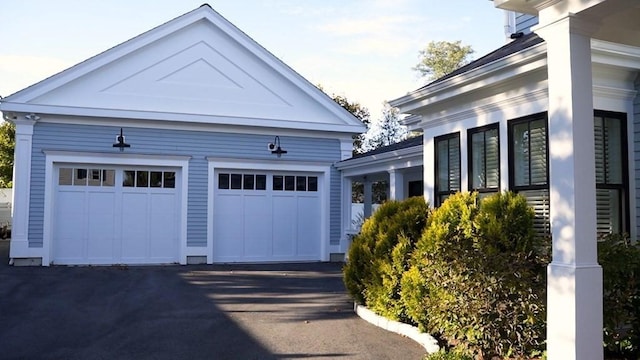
top-left (1, 5), bottom-right (365, 134)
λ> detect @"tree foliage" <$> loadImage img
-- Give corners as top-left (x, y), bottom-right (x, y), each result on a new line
top-left (329, 93), bottom-right (371, 155)
top-left (365, 102), bottom-right (407, 150)
top-left (413, 40), bottom-right (474, 81)
top-left (0, 121), bottom-right (15, 188)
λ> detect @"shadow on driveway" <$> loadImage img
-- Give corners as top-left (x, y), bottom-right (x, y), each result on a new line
top-left (0, 240), bottom-right (425, 359)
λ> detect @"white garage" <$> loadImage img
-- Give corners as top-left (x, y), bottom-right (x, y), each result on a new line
top-left (212, 170), bottom-right (322, 262)
top-left (51, 164), bottom-right (182, 265)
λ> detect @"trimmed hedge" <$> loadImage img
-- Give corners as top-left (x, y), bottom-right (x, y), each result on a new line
top-left (598, 233), bottom-right (640, 358)
top-left (403, 192), bottom-right (547, 358)
top-left (343, 196), bottom-right (429, 322)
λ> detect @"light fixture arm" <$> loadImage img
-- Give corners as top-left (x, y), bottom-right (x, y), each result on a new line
top-left (269, 136), bottom-right (287, 158)
top-left (113, 128), bottom-right (131, 152)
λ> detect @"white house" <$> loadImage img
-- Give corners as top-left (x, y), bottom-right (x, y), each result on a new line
top-left (0, 5), bottom-right (365, 266)
top-left (339, 0), bottom-right (640, 359)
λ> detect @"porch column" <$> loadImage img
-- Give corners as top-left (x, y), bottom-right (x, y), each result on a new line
top-left (341, 176), bottom-right (353, 253)
top-left (363, 178), bottom-right (373, 218)
top-left (534, 15), bottom-right (602, 360)
top-left (388, 170), bottom-right (404, 200)
top-left (9, 115), bottom-right (37, 262)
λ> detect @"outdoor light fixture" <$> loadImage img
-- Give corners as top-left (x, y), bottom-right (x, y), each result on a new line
top-left (113, 128), bottom-right (131, 152)
top-left (268, 136), bottom-right (287, 157)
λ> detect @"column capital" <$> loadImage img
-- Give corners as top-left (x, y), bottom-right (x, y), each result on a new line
top-left (533, 13), bottom-right (600, 39)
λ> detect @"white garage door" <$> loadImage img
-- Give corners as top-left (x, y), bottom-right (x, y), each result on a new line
top-left (213, 171), bottom-right (321, 262)
top-left (53, 166), bottom-right (180, 265)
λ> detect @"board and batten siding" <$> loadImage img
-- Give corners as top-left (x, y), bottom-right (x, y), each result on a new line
top-left (29, 122), bottom-right (342, 248)
top-left (516, 13), bottom-right (538, 34)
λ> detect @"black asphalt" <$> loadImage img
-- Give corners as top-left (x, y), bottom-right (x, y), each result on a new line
top-left (0, 240), bottom-right (425, 360)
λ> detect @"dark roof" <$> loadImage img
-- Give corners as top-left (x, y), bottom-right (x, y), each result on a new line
top-left (420, 32), bottom-right (544, 89)
top-left (348, 135), bottom-right (423, 160)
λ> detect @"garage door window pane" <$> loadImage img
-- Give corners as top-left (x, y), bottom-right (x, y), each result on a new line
top-left (150, 172), bottom-right (162, 188)
top-left (123, 171), bottom-right (135, 187)
top-left (88, 169), bottom-right (101, 186)
top-left (137, 171), bottom-right (149, 187)
top-left (164, 172), bottom-right (175, 189)
top-left (273, 176), bottom-right (283, 190)
top-left (285, 176), bottom-right (295, 191)
top-left (231, 174), bottom-right (242, 189)
top-left (74, 169), bottom-right (87, 186)
top-left (308, 177), bottom-right (318, 192)
top-left (296, 176), bottom-right (306, 191)
top-left (243, 174), bottom-right (255, 190)
top-left (59, 168), bottom-right (72, 185)
top-left (102, 170), bottom-right (115, 187)
top-left (256, 175), bottom-right (266, 190)
top-left (218, 174), bottom-right (229, 189)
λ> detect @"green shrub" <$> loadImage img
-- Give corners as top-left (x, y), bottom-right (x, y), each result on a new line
top-left (343, 196), bottom-right (429, 322)
top-left (598, 233), bottom-right (640, 358)
top-left (423, 350), bottom-right (472, 360)
top-left (403, 192), bottom-right (547, 359)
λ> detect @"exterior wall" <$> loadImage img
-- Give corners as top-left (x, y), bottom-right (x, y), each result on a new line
top-left (29, 121), bottom-right (342, 248)
top-left (635, 73), bottom-right (640, 239)
top-left (516, 13), bottom-right (538, 34)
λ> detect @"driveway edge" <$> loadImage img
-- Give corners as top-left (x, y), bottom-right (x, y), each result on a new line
top-left (354, 303), bottom-right (440, 354)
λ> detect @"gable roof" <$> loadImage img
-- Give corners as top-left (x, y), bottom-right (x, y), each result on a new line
top-left (422, 32), bottom-right (543, 89)
top-left (349, 135), bottom-right (423, 160)
top-left (0, 4), bottom-right (365, 134)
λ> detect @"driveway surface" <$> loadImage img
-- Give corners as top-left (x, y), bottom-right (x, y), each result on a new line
top-left (0, 240), bottom-right (425, 360)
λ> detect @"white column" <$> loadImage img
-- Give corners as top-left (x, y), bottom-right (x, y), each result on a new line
top-left (388, 170), bottom-right (404, 200)
top-left (535, 15), bottom-right (602, 360)
top-left (9, 115), bottom-right (37, 261)
top-left (341, 176), bottom-right (353, 253)
top-left (363, 178), bottom-right (373, 218)
top-left (422, 133), bottom-right (436, 205)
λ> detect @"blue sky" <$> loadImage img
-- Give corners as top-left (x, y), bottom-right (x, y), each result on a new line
top-left (0, 0), bottom-right (506, 120)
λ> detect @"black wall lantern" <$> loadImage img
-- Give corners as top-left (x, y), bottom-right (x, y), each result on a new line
top-left (113, 128), bottom-right (131, 152)
top-left (268, 136), bottom-right (287, 158)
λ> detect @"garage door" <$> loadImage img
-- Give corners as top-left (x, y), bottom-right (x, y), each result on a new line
top-left (53, 166), bottom-right (180, 265)
top-left (212, 171), bottom-right (321, 262)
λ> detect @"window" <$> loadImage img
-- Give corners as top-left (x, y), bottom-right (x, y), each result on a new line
top-left (509, 114), bottom-right (550, 235)
top-left (468, 124), bottom-right (500, 196)
top-left (272, 175), bottom-right (318, 192)
top-left (217, 173), bottom-right (266, 191)
top-left (434, 133), bottom-right (460, 206)
top-left (124, 170), bottom-right (175, 188)
top-left (594, 111), bottom-right (628, 235)
top-left (59, 168), bottom-right (114, 187)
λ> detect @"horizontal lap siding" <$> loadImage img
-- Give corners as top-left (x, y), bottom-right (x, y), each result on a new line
top-left (30, 122), bottom-right (342, 248)
top-left (516, 13), bottom-right (538, 34)
top-left (635, 75), bottom-right (640, 239)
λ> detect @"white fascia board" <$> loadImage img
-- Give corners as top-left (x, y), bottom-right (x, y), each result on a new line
top-left (0, 103), bottom-right (364, 136)
top-left (389, 42), bottom-right (547, 114)
top-left (335, 146), bottom-right (423, 176)
top-left (592, 39), bottom-right (640, 70)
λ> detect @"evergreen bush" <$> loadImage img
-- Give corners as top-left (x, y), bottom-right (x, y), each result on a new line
top-left (598, 233), bottom-right (640, 358)
top-left (343, 196), bottom-right (429, 322)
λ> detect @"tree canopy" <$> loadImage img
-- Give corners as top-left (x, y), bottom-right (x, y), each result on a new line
top-left (365, 102), bottom-right (408, 150)
top-left (327, 92), bottom-right (371, 155)
top-left (413, 40), bottom-right (474, 81)
top-left (0, 121), bottom-right (15, 188)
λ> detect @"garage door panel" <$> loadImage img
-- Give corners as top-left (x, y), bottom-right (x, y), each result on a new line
top-left (121, 192), bottom-right (150, 261)
top-left (149, 193), bottom-right (178, 260)
top-left (54, 191), bottom-right (88, 262)
top-left (297, 196), bottom-right (321, 257)
top-left (213, 194), bottom-right (244, 259)
top-left (244, 195), bottom-right (271, 258)
top-left (86, 192), bottom-right (116, 261)
top-left (272, 195), bottom-right (296, 257)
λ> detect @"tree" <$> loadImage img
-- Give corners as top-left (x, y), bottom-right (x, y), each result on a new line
top-left (328, 93), bottom-right (371, 155)
top-left (365, 102), bottom-right (407, 150)
top-left (0, 121), bottom-right (15, 188)
top-left (413, 40), bottom-right (474, 81)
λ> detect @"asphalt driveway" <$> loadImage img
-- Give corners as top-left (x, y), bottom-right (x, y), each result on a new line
top-left (0, 240), bottom-right (425, 360)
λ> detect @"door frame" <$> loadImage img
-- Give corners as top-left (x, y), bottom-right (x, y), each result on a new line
top-left (207, 157), bottom-right (332, 263)
top-left (42, 150), bottom-right (191, 265)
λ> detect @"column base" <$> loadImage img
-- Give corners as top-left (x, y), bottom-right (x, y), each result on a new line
top-left (547, 262), bottom-right (603, 360)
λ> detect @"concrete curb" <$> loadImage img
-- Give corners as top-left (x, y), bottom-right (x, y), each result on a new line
top-left (354, 303), bottom-right (440, 354)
